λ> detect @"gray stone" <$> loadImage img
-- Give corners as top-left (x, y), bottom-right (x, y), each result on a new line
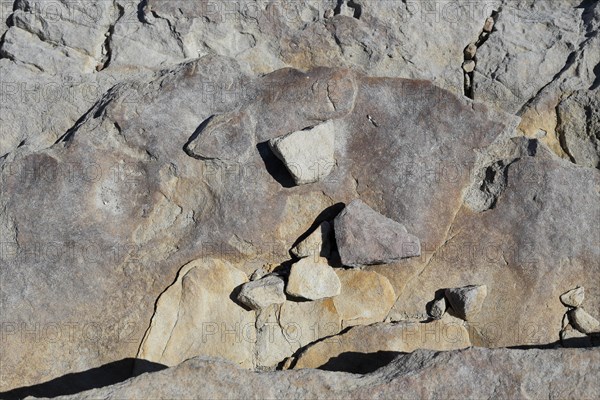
top-left (237, 274), bottom-right (287, 310)
top-left (334, 199), bottom-right (421, 267)
top-left (429, 297), bottom-right (448, 320)
top-left (560, 287), bottom-right (585, 308)
top-left (568, 308), bottom-right (600, 334)
top-left (269, 121), bottom-right (337, 185)
top-left (286, 257), bottom-right (341, 300)
top-left (464, 43), bottom-right (477, 60)
top-left (445, 285), bottom-right (488, 321)
top-left (291, 221), bottom-right (332, 259)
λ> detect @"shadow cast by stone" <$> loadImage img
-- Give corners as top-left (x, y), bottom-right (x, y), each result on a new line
top-left (318, 351), bottom-right (402, 374)
top-left (256, 141), bottom-right (296, 188)
top-left (0, 358), bottom-right (167, 399)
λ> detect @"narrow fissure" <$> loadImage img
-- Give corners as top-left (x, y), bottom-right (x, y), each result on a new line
top-left (463, 9), bottom-right (501, 99)
top-left (97, 3), bottom-right (124, 71)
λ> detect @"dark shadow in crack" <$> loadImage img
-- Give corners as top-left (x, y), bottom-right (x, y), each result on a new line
top-left (317, 351), bottom-right (402, 374)
top-left (288, 202), bottom-right (346, 257)
top-left (183, 115), bottom-right (214, 159)
top-left (0, 358), bottom-right (167, 399)
top-left (256, 141), bottom-right (296, 188)
top-left (230, 282), bottom-right (253, 311)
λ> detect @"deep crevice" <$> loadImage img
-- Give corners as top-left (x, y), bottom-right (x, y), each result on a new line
top-left (97, 3), bottom-right (124, 71)
top-left (463, 9), bottom-right (501, 99)
top-left (333, 0), bottom-right (362, 19)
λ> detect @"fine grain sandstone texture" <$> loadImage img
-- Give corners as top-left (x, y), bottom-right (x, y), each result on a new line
top-left (0, 1), bottom-right (599, 397)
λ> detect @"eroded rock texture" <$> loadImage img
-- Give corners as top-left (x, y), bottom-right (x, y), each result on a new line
top-left (0, 0), bottom-right (598, 397)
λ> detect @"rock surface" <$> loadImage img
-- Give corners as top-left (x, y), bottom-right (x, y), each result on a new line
top-left (136, 258), bottom-right (256, 369)
top-left (333, 269), bottom-right (396, 328)
top-left (286, 257), bottom-right (341, 300)
top-left (334, 199), bottom-right (421, 267)
top-left (0, 0), bottom-right (599, 395)
top-left (293, 315), bottom-right (471, 372)
top-left (34, 348), bottom-right (600, 400)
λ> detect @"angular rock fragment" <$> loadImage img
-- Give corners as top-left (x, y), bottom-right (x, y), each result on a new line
top-left (269, 121), bottom-right (336, 185)
top-left (483, 16), bottom-right (495, 32)
top-left (445, 285), bottom-right (488, 321)
top-left (560, 286), bottom-right (585, 308)
top-left (464, 43), bottom-right (477, 59)
top-left (291, 221), bottom-right (332, 259)
top-left (568, 308), bottom-right (600, 334)
top-left (428, 297), bottom-right (447, 320)
top-left (333, 269), bottom-right (396, 328)
top-left (334, 199), bottom-right (421, 267)
top-left (286, 257), bottom-right (341, 300)
top-left (237, 275), bottom-right (287, 310)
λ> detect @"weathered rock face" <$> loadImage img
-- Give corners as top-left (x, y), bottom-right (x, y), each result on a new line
top-left (136, 258), bottom-right (256, 369)
top-left (1, 0), bottom-right (599, 395)
top-left (44, 348), bottom-right (600, 400)
top-left (292, 315), bottom-right (471, 372)
top-left (333, 269), bottom-right (396, 328)
top-left (334, 199), bottom-right (421, 267)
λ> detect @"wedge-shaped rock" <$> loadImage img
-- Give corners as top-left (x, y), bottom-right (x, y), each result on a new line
top-left (445, 285), bottom-right (487, 321)
top-left (293, 315), bottom-right (471, 372)
top-left (334, 199), bottom-right (421, 267)
top-left (333, 269), bottom-right (396, 328)
top-left (286, 257), bottom-right (341, 300)
top-left (269, 121), bottom-right (336, 185)
top-left (568, 308), bottom-right (600, 334)
top-left (560, 287), bottom-right (585, 308)
top-left (237, 274), bottom-right (286, 310)
top-left (291, 221), bottom-right (332, 259)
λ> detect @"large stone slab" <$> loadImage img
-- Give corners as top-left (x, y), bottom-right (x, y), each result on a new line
top-left (136, 258), bottom-right (256, 369)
